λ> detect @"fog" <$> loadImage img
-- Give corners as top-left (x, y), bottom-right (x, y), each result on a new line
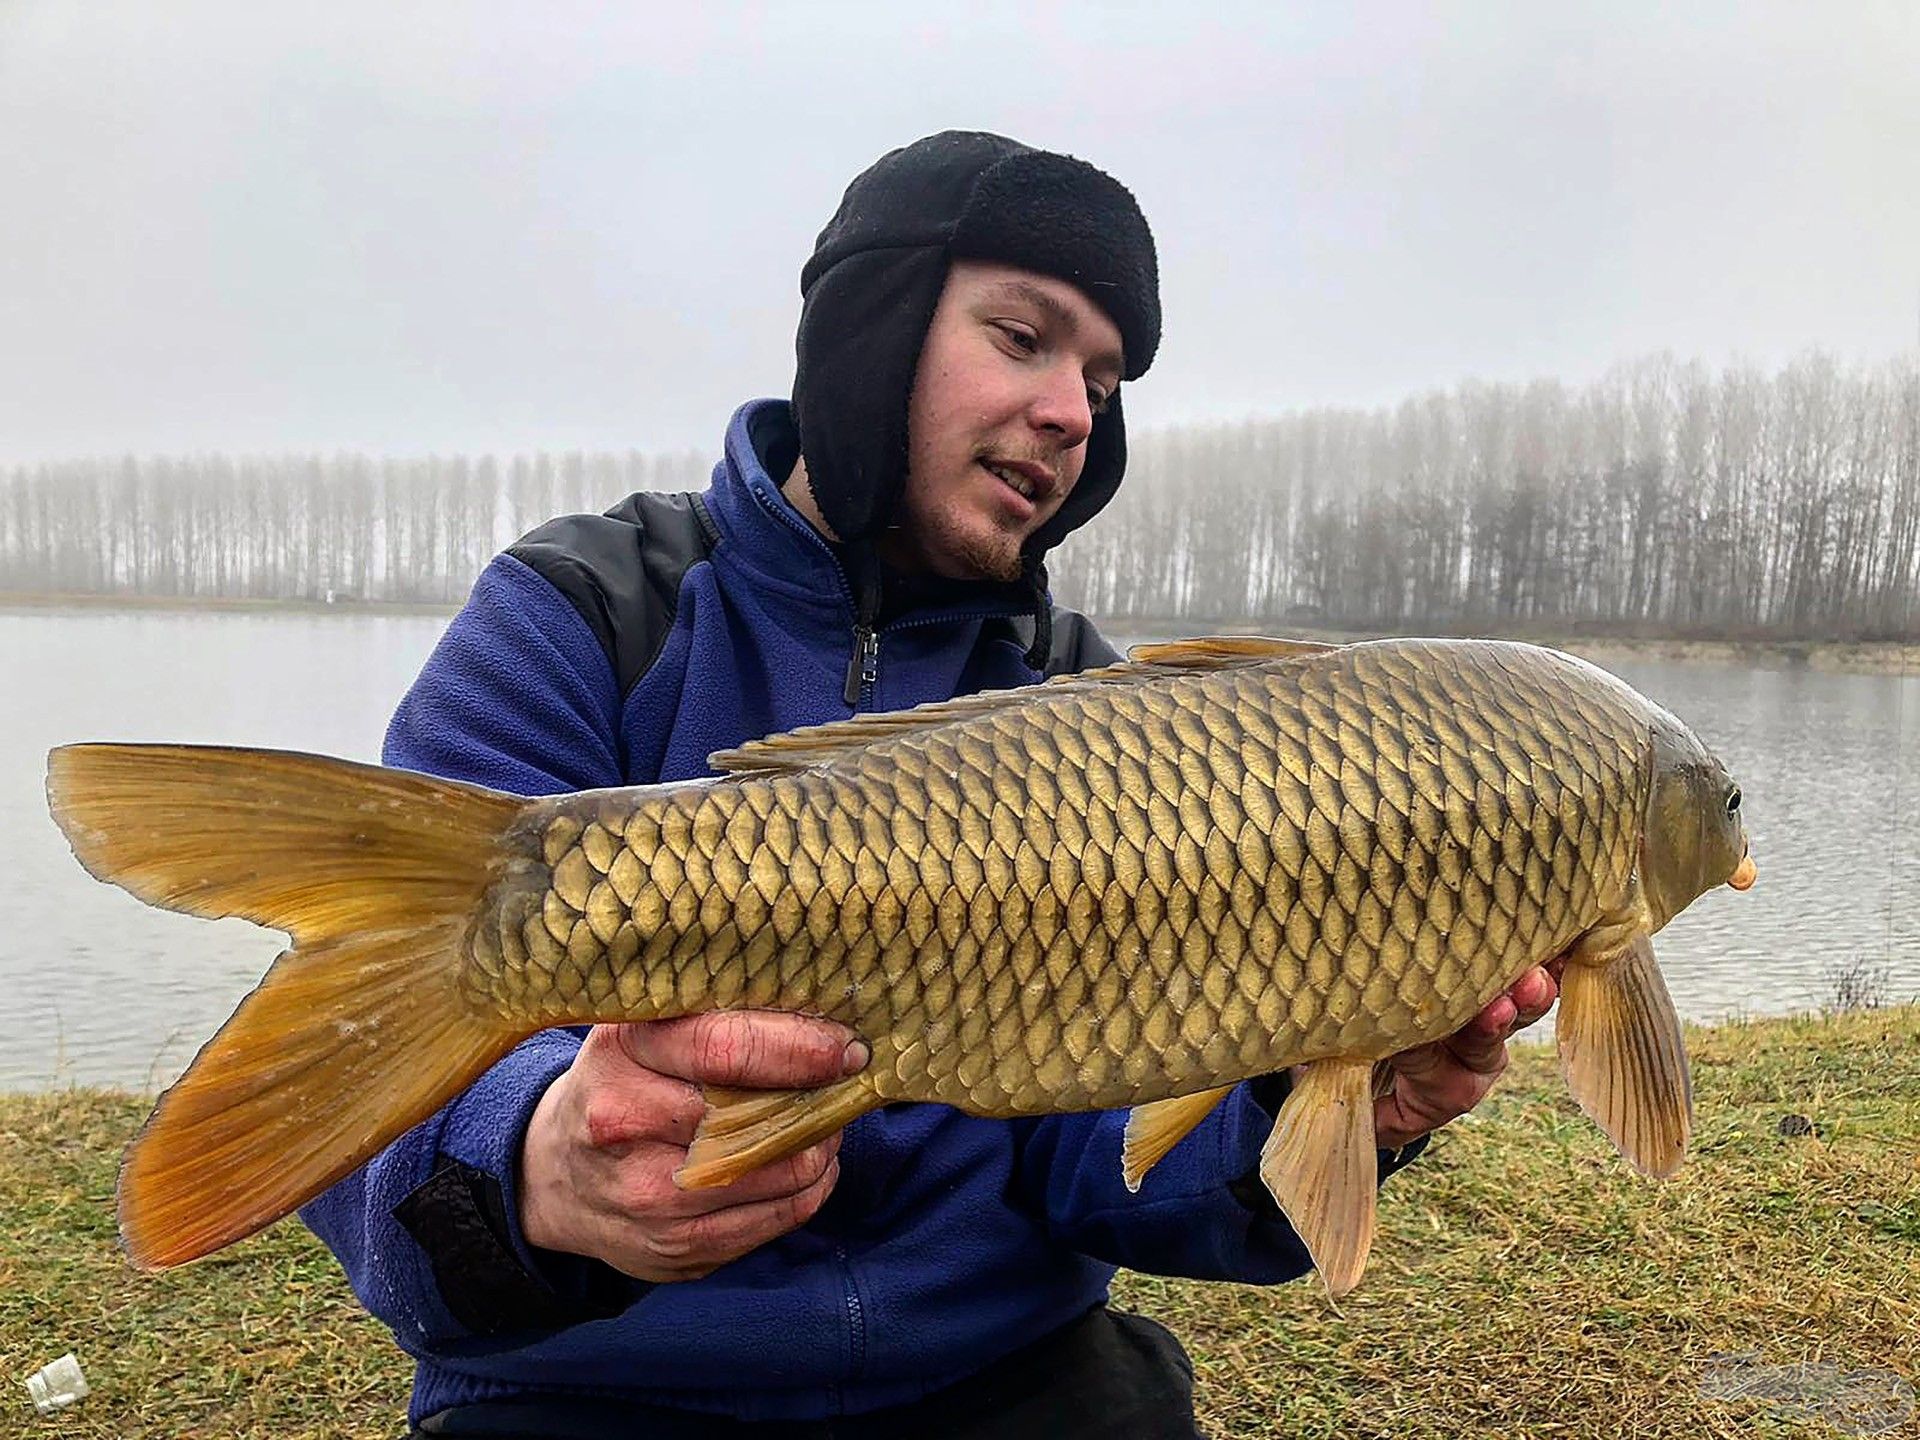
top-left (2, 1), bottom-right (1916, 463)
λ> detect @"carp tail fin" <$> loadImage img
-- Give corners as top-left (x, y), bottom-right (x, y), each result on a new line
top-left (46, 743), bottom-right (536, 1268)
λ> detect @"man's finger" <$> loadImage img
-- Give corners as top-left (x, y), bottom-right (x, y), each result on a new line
top-left (1464, 992), bottom-right (1518, 1039)
top-left (664, 1136), bottom-right (843, 1216)
top-left (1431, 1002), bottom-right (1514, 1076)
top-left (675, 1160), bottom-right (841, 1262)
top-left (1382, 1038), bottom-right (1454, 1087)
top-left (575, 1066), bottom-right (704, 1150)
top-left (1508, 966), bottom-right (1558, 1029)
top-left (615, 1012), bottom-right (870, 1089)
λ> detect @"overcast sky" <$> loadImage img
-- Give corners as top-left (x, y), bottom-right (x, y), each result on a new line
top-left (2, 1), bottom-right (1916, 464)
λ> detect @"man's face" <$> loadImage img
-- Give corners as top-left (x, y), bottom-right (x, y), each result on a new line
top-left (890, 259), bottom-right (1126, 582)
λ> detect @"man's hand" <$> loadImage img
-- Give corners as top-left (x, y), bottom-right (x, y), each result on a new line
top-left (1372, 959), bottom-right (1566, 1152)
top-left (520, 1012), bottom-right (869, 1283)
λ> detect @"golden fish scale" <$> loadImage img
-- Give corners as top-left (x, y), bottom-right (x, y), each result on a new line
top-left (462, 640), bottom-right (1651, 1114)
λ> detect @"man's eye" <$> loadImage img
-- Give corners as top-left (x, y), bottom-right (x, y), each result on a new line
top-left (1087, 388), bottom-right (1111, 416)
top-left (995, 323), bottom-right (1038, 353)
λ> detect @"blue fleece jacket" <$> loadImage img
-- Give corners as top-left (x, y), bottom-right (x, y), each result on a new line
top-left (301, 400), bottom-right (1410, 1425)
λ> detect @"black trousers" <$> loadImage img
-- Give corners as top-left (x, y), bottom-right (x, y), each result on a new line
top-left (414, 1305), bottom-right (1203, 1439)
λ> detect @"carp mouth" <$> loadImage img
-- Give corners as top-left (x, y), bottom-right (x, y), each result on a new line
top-left (1727, 848), bottom-right (1757, 891)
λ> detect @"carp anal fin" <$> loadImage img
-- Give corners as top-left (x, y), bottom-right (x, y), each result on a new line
top-left (1259, 1056), bottom-right (1379, 1300)
top-left (709, 635), bottom-right (1338, 774)
top-left (1121, 1085), bottom-right (1235, 1191)
top-left (1557, 930), bottom-right (1693, 1178)
top-left (675, 1076), bottom-right (881, 1189)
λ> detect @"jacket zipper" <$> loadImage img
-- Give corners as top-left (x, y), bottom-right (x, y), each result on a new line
top-left (746, 483), bottom-right (872, 711)
top-left (745, 481), bottom-right (1026, 714)
top-left (843, 604), bottom-right (1032, 711)
top-left (836, 1244), bottom-right (867, 1383)
top-left (842, 625), bottom-right (879, 708)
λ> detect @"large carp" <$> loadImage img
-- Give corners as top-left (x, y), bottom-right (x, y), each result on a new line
top-left (46, 635), bottom-right (1755, 1295)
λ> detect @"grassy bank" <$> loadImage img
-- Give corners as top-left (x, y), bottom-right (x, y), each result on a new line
top-left (3, 1007), bottom-right (1915, 1438)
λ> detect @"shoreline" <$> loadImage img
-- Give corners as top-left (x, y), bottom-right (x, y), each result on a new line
top-left (0, 591), bottom-right (460, 617)
top-left (3, 592), bottom-right (1915, 673)
top-left (1113, 617), bottom-right (1920, 676)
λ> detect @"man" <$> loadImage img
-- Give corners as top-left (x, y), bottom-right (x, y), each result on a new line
top-left (302, 130), bottom-right (1561, 1439)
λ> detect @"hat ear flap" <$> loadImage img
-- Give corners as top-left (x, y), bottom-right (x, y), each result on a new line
top-left (1029, 387), bottom-right (1128, 554)
top-left (792, 248), bottom-right (949, 544)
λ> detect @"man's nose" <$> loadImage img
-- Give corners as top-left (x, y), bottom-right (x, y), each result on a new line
top-left (1027, 365), bottom-right (1094, 447)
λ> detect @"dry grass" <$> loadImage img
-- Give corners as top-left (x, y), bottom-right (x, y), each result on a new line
top-left (0, 1092), bottom-right (406, 1439)
top-left (2, 1007), bottom-right (1914, 1438)
top-left (1120, 1004), bottom-right (1920, 1438)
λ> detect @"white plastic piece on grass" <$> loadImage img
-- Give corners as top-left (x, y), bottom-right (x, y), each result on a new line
top-left (24, 1352), bottom-right (89, 1414)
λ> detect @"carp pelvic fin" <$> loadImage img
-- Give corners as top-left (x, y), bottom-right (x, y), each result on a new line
top-left (44, 743), bottom-right (533, 1270)
top-left (1121, 1085), bottom-right (1235, 1191)
top-left (1258, 1056), bottom-right (1379, 1301)
top-left (675, 1076), bottom-right (881, 1189)
top-left (1557, 931), bottom-right (1693, 1178)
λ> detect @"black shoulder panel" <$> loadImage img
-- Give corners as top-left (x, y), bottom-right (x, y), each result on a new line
top-left (997, 604), bottom-right (1121, 679)
top-left (394, 1158), bottom-right (645, 1336)
top-left (507, 491), bottom-right (720, 698)
top-left (1045, 604), bottom-right (1122, 675)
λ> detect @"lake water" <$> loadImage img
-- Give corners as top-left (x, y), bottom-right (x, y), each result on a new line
top-left (2, 608), bottom-right (1915, 1089)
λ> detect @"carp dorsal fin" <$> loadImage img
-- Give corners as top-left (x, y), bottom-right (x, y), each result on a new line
top-left (1124, 634), bottom-right (1337, 668)
top-left (708, 690), bottom-right (1068, 773)
top-left (710, 634), bottom-right (1339, 775)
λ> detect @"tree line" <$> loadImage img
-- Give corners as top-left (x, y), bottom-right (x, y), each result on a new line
top-left (4, 352), bottom-right (1916, 638)
top-left (0, 450), bottom-right (711, 605)
top-left (1053, 352), bottom-right (1919, 638)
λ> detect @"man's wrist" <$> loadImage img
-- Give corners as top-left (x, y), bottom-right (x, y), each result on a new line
top-left (515, 1074), bottom-right (574, 1258)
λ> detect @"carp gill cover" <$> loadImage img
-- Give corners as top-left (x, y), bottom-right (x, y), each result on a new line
top-left (46, 635), bottom-right (1756, 1296)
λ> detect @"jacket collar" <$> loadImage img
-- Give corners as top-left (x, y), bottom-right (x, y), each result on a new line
top-left (702, 399), bottom-right (1043, 631)
top-left (702, 399), bottom-right (854, 617)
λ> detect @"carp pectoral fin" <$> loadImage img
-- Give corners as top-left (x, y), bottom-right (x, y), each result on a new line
top-left (1557, 931), bottom-right (1693, 1179)
top-left (1258, 1057), bottom-right (1378, 1300)
top-left (675, 1076), bottom-right (881, 1189)
top-left (1371, 1059), bottom-right (1397, 1100)
top-left (1121, 1085), bottom-right (1235, 1191)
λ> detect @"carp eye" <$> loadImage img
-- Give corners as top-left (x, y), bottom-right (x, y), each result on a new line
top-left (1725, 785), bottom-right (1742, 818)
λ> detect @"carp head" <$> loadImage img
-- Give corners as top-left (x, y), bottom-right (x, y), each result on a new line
top-left (1639, 708), bottom-right (1755, 931)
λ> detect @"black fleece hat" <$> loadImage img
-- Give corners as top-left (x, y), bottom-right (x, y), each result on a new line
top-left (791, 130), bottom-right (1159, 559)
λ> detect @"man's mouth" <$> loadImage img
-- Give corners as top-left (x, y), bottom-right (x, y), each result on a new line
top-left (980, 459), bottom-right (1051, 503)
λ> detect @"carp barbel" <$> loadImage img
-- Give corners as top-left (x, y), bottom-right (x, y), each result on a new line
top-left (46, 635), bottom-right (1755, 1295)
